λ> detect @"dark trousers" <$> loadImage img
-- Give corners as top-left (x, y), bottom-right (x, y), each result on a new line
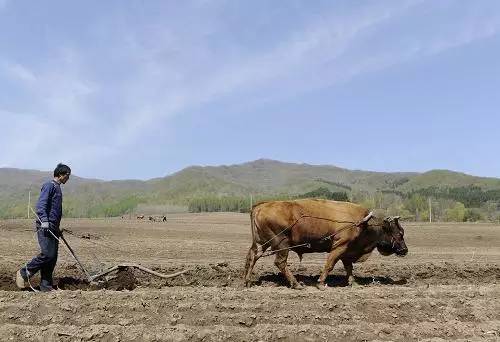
top-left (25, 229), bottom-right (59, 288)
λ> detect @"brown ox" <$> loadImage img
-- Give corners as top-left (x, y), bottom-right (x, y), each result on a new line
top-left (243, 199), bottom-right (408, 289)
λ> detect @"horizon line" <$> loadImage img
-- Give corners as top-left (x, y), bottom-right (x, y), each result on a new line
top-left (0, 158), bottom-right (497, 182)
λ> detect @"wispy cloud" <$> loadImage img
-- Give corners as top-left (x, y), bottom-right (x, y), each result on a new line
top-left (0, 109), bottom-right (47, 167)
top-left (1, 0), bottom-right (499, 178)
top-left (0, 48), bottom-right (104, 169)
top-left (107, 0), bottom-right (500, 148)
top-left (2, 62), bottom-right (36, 84)
top-left (105, 1), bottom-right (422, 147)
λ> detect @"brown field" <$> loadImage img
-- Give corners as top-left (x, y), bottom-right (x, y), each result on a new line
top-left (0, 213), bottom-right (499, 341)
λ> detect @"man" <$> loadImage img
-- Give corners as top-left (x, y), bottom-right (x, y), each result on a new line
top-left (16, 163), bottom-right (71, 291)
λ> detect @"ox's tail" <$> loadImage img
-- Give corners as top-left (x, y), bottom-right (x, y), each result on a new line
top-left (243, 207), bottom-right (260, 286)
top-left (249, 208), bottom-right (257, 246)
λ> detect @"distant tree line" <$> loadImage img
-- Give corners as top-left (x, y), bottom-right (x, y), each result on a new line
top-left (352, 187), bottom-right (500, 223)
top-left (188, 196), bottom-right (252, 213)
top-left (188, 187), bottom-right (349, 213)
top-left (2, 184), bottom-right (499, 222)
top-left (297, 187), bottom-right (349, 201)
top-left (186, 185), bottom-right (500, 222)
top-left (410, 185), bottom-right (500, 207)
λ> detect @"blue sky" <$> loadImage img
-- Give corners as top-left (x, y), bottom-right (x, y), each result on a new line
top-left (1, 0), bottom-right (499, 180)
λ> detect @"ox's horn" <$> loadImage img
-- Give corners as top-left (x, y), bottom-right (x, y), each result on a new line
top-left (359, 211), bottom-right (374, 225)
top-left (393, 216), bottom-right (401, 221)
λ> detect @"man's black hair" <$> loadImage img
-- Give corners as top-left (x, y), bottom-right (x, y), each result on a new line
top-left (54, 163), bottom-right (71, 177)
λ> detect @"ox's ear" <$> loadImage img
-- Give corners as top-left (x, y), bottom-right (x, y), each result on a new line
top-left (357, 211), bottom-right (374, 226)
top-left (383, 217), bottom-right (394, 229)
top-left (386, 216), bottom-right (401, 224)
top-left (384, 216), bottom-right (394, 223)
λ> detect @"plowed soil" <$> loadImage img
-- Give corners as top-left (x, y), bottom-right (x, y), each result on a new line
top-left (0, 214), bottom-right (499, 341)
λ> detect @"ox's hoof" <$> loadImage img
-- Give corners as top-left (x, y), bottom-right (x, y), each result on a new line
top-left (291, 282), bottom-right (305, 290)
top-left (346, 276), bottom-right (360, 287)
top-left (316, 283), bottom-right (328, 291)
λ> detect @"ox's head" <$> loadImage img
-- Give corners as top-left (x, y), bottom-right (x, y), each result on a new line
top-left (376, 216), bottom-right (408, 257)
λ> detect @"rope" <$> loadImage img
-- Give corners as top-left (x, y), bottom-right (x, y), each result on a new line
top-left (62, 230), bottom-right (138, 276)
top-left (259, 243), bottom-right (311, 258)
top-left (256, 215), bottom-right (359, 258)
top-left (62, 229), bottom-right (131, 256)
top-left (259, 214), bottom-right (357, 248)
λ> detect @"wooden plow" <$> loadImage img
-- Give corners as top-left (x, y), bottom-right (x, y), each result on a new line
top-left (59, 234), bottom-right (189, 284)
top-left (29, 207), bottom-right (190, 285)
top-left (88, 263), bottom-right (189, 283)
top-left (59, 235), bottom-right (190, 284)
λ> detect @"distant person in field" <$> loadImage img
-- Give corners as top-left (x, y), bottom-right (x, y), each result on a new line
top-left (16, 163), bottom-right (71, 292)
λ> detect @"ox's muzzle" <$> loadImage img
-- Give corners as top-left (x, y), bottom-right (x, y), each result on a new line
top-left (378, 240), bottom-right (408, 257)
top-left (394, 240), bottom-right (408, 257)
top-left (395, 246), bottom-right (408, 257)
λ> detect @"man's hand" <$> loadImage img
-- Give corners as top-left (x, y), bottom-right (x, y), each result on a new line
top-left (41, 222), bottom-right (49, 229)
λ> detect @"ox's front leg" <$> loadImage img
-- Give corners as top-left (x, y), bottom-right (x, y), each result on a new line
top-left (317, 244), bottom-right (348, 290)
top-left (342, 259), bottom-right (356, 286)
top-left (274, 250), bottom-right (303, 290)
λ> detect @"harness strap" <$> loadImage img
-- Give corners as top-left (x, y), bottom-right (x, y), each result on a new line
top-left (259, 215), bottom-right (359, 248)
top-left (257, 216), bottom-right (360, 258)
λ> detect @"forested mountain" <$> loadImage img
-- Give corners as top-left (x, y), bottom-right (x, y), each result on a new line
top-left (1, 160), bottom-right (499, 221)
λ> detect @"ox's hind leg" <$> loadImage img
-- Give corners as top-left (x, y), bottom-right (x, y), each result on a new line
top-left (274, 250), bottom-right (303, 289)
top-left (295, 252), bottom-right (306, 272)
top-left (243, 243), bottom-right (258, 287)
top-left (244, 244), bottom-right (268, 287)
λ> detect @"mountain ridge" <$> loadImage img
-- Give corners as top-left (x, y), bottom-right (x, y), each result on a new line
top-left (1, 159), bottom-right (499, 218)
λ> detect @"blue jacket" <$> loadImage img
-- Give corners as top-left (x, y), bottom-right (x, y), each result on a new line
top-left (35, 180), bottom-right (63, 230)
